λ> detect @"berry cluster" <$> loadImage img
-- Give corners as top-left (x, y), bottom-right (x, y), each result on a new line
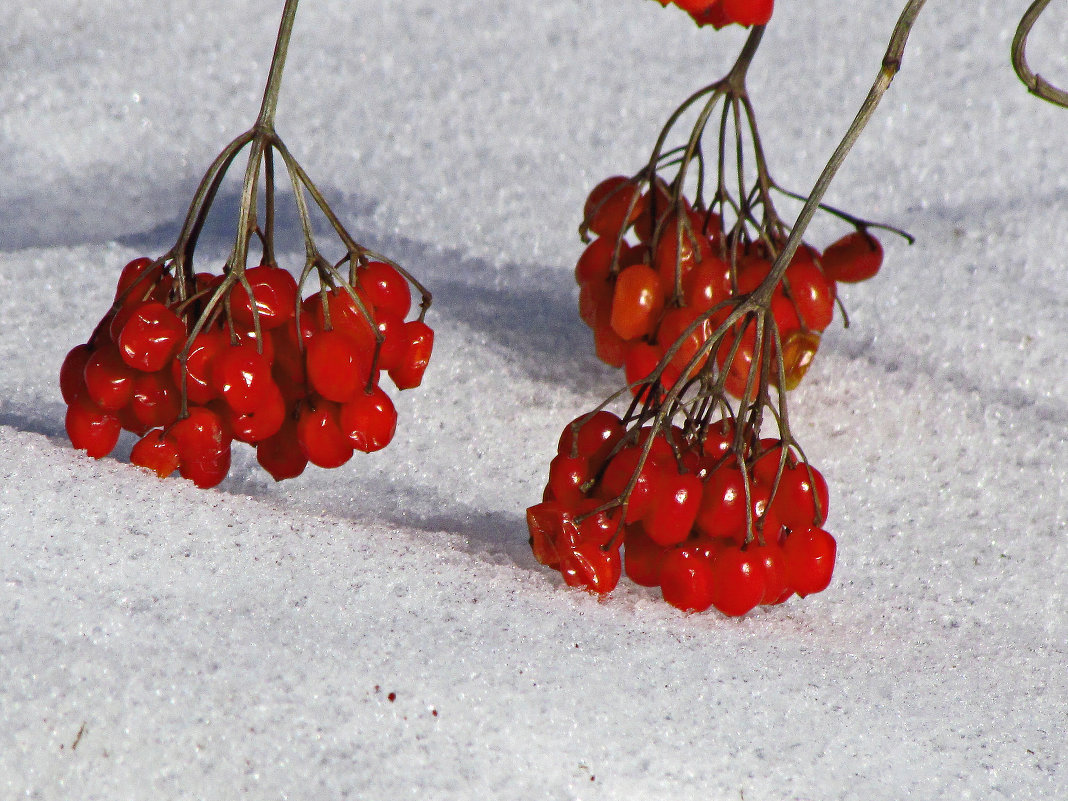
top-left (527, 408), bottom-right (834, 615)
top-left (58, 1), bottom-right (433, 489)
top-left (531, 9), bottom-right (908, 612)
top-left (654, 0), bottom-right (774, 28)
top-left (61, 254), bottom-right (433, 487)
top-left (578, 177), bottom-right (884, 399)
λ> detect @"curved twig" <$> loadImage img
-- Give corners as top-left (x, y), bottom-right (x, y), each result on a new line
top-left (1012, 0), bottom-right (1068, 108)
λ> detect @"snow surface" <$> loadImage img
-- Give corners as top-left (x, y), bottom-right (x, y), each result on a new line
top-left (1, 1), bottom-right (1066, 798)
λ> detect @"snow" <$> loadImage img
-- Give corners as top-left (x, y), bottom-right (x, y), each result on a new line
top-left (1, 1), bottom-right (1066, 798)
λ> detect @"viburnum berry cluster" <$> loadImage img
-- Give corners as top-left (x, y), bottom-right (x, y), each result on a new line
top-left (654, 0), bottom-right (773, 29)
top-left (575, 21), bottom-right (906, 403)
top-left (528, 407), bottom-right (835, 615)
top-left (60, 0), bottom-right (433, 488)
top-left (578, 174), bottom-right (887, 399)
top-left (531, 3), bottom-right (929, 614)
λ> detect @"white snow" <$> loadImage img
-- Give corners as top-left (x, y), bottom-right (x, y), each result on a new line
top-left (1, 1), bottom-right (1065, 799)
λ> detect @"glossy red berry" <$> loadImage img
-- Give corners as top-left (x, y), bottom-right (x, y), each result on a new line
top-left (172, 328), bottom-right (226, 405)
top-left (559, 540), bottom-right (622, 595)
top-left (750, 542), bottom-right (792, 605)
top-left (783, 527), bottom-right (837, 597)
top-left (545, 454), bottom-right (592, 506)
top-left (296, 400), bottom-right (353, 468)
top-left (211, 343), bottom-right (277, 413)
top-left (556, 410), bottom-right (625, 466)
top-left (358, 261), bottom-right (412, 320)
top-left (65, 395), bottom-right (121, 458)
top-left (114, 257), bottom-right (163, 302)
top-left (709, 547), bottom-right (766, 616)
top-left (231, 263), bottom-right (298, 330)
top-left (339, 386), bottom-right (398, 453)
top-left (821, 231), bottom-right (883, 283)
top-left (83, 344), bottom-right (136, 412)
top-left (610, 264), bottom-right (664, 341)
top-left (784, 257), bottom-right (836, 332)
top-left (129, 371), bottom-right (182, 430)
top-left (659, 545), bottom-right (716, 612)
top-left (583, 176), bottom-right (644, 238)
top-left (130, 429), bottom-right (180, 478)
top-left (118, 302), bottom-right (187, 372)
top-left (389, 320), bottom-right (434, 390)
top-left (775, 463), bottom-right (830, 531)
top-left (598, 446), bottom-right (663, 523)
top-left (643, 469), bottom-right (703, 547)
top-left (225, 383), bottom-right (287, 444)
top-left (306, 330), bottom-right (371, 403)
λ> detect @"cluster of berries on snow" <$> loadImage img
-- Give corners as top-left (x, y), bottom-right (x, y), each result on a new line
top-left (578, 176), bottom-right (885, 399)
top-left (654, 0), bottom-right (774, 28)
top-left (61, 255), bottom-right (433, 488)
top-left (528, 409), bottom-right (835, 615)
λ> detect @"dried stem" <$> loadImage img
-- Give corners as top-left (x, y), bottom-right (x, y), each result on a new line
top-left (1012, 0), bottom-right (1068, 108)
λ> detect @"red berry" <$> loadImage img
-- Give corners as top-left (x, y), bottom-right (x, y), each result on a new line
top-left (169, 406), bottom-right (229, 463)
top-left (696, 464), bottom-right (748, 541)
top-left (306, 329), bottom-right (372, 403)
top-left (750, 542), bottom-right (792, 605)
top-left (84, 344), bottom-right (136, 412)
top-left (129, 371), bottom-right (182, 430)
top-left (774, 463), bottom-right (830, 530)
top-left (357, 261), bottom-right (412, 320)
top-left (372, 308), bottom-right (407, 373)
top-left (60, 344), bottom-right (92, 404)
top-left (709, 547), bottom-right (766, 616)
top-left (211, 343), bottom-right (277, 413)
top-left (623, 526), bottom-right (666, 587)
top-left (114, 257), bottom-right (162, 302)
top-left (655, 305), bottom-right (711, 382)
top-left (118, 302), bottom-right (187, 372)
top-left (574, 237), bottom-right (615, 286)
top-left (821, 231), bottom-right (883, 283)
top-left (545, 454), bottom-right (592, 506)
top-left (296, 400), bottom-right (353, 468)
top-left (316, 287), bottom-right (377, 352)
top-left (65, 395), bottom-right (121, 458)
top-left (172, 328), bottom-right (226, 405)
top-left (178, 444), bottom-right (232, 489)
top-left (610, 264), bottom-right (664, 341)
top-left (231, 263), bottom-right (298, 330)
top-left (168, 406), bottom-right (232, 489)
top-left (653, 213), bottom-right (714, 293)
top-left (388, 320), bottom-right (434, 390)
top-left (598, 445), bottom-right (663, 523)
top-left (526, 501), bottom-right (568, 569)
top-left (130, 429), bottom-right (180, 478)
top-left (339, 386), bottom-right (398, 453)
top-left (683, 257), bottom-right (731, 313)
top-left (659, 545), bottom-right (716, 612)
top-left (559, 540), bottom-right (622, 595)
top-left (256, 418), bottom-right (309, 481)
top-left (583, 176), bottom-right (643, 238)
top-left (643, 469), bottom-right (703, 547)
top-left (556, 410), bottom-right (625, 467)
top-left (783, 527), bottom-right (837, 597)
top-left (623, 341), bottom-right (664, 399)
top-left (784, 257), bottom-right (835, 332)
top-left (225, 383), bottom-right (287, 444)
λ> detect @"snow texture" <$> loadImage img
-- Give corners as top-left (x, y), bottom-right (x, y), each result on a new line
top-left (1, 1), bottom-right (1066, 799)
